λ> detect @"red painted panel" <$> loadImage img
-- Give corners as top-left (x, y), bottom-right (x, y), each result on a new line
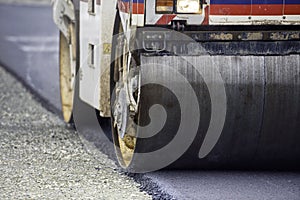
top-left (252, 4), bottom-right (283, 15)
top-left (284, 5), bottom-right (300, 15)
top-left (210, 5), bottom-right (287, 15)
top-left (210, 5), bottom-right (251, 15)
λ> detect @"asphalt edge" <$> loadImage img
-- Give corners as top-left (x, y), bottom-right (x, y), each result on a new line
top-left (0, 63), bottom-right (62, 119)
top-left (126, 173), bottom-right (176, 200)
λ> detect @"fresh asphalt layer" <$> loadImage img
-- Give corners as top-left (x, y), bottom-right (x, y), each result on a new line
top-left (0, 2), bottom-right (299, 200)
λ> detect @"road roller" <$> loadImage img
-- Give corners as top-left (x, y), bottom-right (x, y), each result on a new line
top-left (52, 0), bottom-right (300, 172)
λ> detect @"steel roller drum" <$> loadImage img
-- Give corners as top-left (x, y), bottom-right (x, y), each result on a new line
top-left (127, 54), bottom-right (300, 171)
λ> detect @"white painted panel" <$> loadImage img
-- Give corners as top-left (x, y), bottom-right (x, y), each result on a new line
top-left (210, 15), bottom-right (300, 25)
top-left (210, 16), bottom-right (252, 25)
top-left (80, 1), bottom-right (102, 109)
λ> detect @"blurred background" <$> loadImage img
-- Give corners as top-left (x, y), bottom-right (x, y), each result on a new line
top-left (0, 0), bottom-right (61, 113)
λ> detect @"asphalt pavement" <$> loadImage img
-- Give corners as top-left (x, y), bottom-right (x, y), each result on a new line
top-left (0, 2), bottom-right (299, 200)
top-left (0, 2), bottom-right (61, 113)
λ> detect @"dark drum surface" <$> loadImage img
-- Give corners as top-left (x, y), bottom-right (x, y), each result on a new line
top-left (132, 55), bottom-right (300, 170)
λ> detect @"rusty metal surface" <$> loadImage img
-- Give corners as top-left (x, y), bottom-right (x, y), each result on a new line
top-left (99, 65), bottom-right (111, 117)
top-left (59, 32), bottom-right (74, 122)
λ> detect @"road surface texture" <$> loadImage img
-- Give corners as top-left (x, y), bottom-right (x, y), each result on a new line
top-left (0, 0), bottom-right (50, 5)
top-left (0, 1), bottom-right (300, 200)
top-left (0, 0), bottom-right (61, 113)
top-left (0, 66), bottom-right (151, 199)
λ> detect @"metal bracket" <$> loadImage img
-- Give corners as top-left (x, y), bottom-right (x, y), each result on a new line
top-left (51, 0), bottom-right (75, 42)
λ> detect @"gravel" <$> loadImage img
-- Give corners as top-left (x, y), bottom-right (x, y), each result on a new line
top-left (0, 66), bottom-right (151, 199)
